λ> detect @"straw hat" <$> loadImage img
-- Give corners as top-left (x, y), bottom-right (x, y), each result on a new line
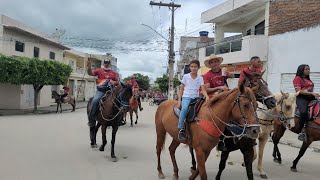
top-left (204, 54), bottom-right (223, 68)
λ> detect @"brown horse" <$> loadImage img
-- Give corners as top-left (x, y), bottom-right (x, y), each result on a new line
top-left (272, 96), bottom-right (320, 172)
top-left (192, 70), bottom-right (277, 180)
top-left (87, 82), bottom-right (132, 162)
top-left (51, 91), bottom-right (76, 113)
top-left (155, 81), bottom-right (260, 180)
top-left (128, 94), bottom-right (139, 127)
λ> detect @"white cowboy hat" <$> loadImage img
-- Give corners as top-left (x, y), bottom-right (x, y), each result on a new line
top-left (204, 54), bottom-right (223, 68)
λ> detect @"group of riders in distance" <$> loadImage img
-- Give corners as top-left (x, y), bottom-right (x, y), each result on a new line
top-left (52, 54), bottom-right (319, 180)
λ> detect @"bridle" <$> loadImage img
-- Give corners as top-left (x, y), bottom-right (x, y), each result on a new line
top-left (99, 84), bottom-right (131, 121)
top-left (206, 89), bottom-right (258, 138)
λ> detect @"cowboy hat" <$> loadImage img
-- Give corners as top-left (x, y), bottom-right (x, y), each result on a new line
top-left (204, 54), bottom-right (223, 68)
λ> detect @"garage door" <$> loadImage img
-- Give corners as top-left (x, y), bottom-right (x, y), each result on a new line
top-left (281, 73), bottom-right (320, 93)
top-left (87, 81), bottom-right (96, 100)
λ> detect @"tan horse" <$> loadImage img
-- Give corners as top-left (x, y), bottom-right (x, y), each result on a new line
top-left (51, 91), bottom-right (76, 113)
top-left (128, 94), bottom-right (139, 127)
top-left (155, 81), bottom-right (260, 180)
top-left (254, 91), bottom-right (296, 179)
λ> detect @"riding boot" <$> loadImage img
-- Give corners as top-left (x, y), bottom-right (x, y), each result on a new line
top-left (178, 129), bottom-right (187, 141)
top-left (217, 136), bottom-right (228, 151)
top-left (298, 114), bottom-right (307, 142)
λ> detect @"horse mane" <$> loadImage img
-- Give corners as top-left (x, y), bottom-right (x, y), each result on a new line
top-left (208, 88), bottom-right (238, 106)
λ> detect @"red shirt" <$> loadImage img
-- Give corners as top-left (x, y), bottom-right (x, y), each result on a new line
top-left (92, 68), bottom-right (118, 86)
top-left (293, 76), bottom-right (314, 92)
top-left (238, 67), bottom-right (262, 86)
top-left (126, 80), bottom-right (139, 88)
top-left (63, 87), bottom-right (70, 94)
top-left (203, 69), bottom-right (228, 89)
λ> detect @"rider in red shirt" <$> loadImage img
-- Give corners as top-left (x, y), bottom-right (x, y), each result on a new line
top-left (87, 59), bottom-right (119, 129)
top-left (61, 84), bottom-right (70, 103)
top-left (203, 54), bottom-right (234, 97)
top-left (126, 75), bottom-right (143, 111)
top-left (238, 56), bottom-right (262, 86)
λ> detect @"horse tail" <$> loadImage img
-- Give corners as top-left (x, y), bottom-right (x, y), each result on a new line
top-left (155, 104), bottom-right (167, 152)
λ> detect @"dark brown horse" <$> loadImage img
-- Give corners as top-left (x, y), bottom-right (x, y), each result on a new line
top-left (87, 82), bottom-right (132, 162)
top-left (155, 81), bottom-right (260, 180)
top-left (272, 98), bottom-right (320, 172)
top-left (51, 91), bottom-right (76, 113)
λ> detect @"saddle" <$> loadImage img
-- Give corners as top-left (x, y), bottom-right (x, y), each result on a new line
top-left (295, 100), bottom-right (320, 124)
top-left (173, 96), bottom-right (205, 123)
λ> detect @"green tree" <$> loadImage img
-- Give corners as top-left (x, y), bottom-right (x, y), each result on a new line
top-left (154, 74), bottom-right (181, 93)
top-left (123, 73), bottom-right (150, 90)
top-left (0, 54), bottom-right (72, 112)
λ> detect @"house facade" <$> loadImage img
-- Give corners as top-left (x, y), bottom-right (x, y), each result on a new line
top-left (0, 15), bottom-right (69, 109)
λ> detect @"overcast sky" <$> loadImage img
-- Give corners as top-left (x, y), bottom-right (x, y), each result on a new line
top-left (0, 0), bottom-right (224, 80)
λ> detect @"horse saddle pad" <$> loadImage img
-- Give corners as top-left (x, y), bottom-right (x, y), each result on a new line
top-left (173, 96), bottom-right (205, 123)
top-left (295, 100), bottom-right (320, 123)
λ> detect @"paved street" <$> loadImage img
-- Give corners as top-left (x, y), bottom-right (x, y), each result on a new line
top-left (0, 102), bottom-right (319, 180)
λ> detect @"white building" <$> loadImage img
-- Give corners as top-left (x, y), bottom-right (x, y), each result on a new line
top-left (200, 0), bottom-right (320, 91)
top-left (0, 15), bottom-right (70, 109)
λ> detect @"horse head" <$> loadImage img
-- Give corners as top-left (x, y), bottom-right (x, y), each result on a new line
top-left (275, 91), bottom-right (296, 124)
top-left (233, 79), bottom-right (260, 139)
top-left (117, 82), bottom-right (133, 109)
top-left (243, 70), bottom-right (276, 109)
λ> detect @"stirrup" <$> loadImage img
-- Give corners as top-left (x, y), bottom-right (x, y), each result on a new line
top-left (298, 132), bottom-right (307, 142)
top-left (217, 138), bottom-right (227, 151)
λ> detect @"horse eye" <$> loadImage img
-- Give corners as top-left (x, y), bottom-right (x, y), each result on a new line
top-left (243, 104), bottom-right (249, 108)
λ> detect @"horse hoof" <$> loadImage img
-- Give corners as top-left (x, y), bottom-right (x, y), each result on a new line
top-left (130, 124), bottom-right (133, 127)
top-left (291, 167), bottom-right (297, 172)
top-left (190, 167), bottom-right (196, 175)
top-left (242, 162), bottom-right (245, 167)
top-left (158, 173), bottom-right (165, 179)
top-left (172, 175), bottom-right (179, 180)
top-left (260, 174), bottom-right (268, 179)
top-left (91, 144), bottom-right (98, 148)
top-left (228, 161), bottom-right (234, 166)
top-left (135, 122), bottom-right (137, 124)
top-left (273, 159), bottom-right (281, 164)
top-left (99, 147), bottom-right (104, 151)
top-left (111, 157), bottom-right (118, 162)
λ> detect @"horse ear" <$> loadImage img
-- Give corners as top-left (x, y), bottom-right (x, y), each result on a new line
top-left (239, 78), bottom-right (246, 93)
top-left (251, 85), bottom-right (259, 93)
top-left (261, 69), bottom-right (266, 76)
top-left (280, 90), bottom-right (285, 96)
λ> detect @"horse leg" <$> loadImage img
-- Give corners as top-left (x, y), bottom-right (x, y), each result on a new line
top-left (168, 139), bottom-right (180, 180)
top-left (216, 150), bottom-right (230, 180)
top-left (291, 139), bottom-right (312, 172)
top-left (189, 149), bottom-right (209, 180)
top-left (135, 110), bottom-right (138, 124)
top-left (189, 146), bottom-right (197, 174)
top-left (156, 122), bottom-right (167, 179)
top-left (90, 124), bottom-right (98, 148)
top-left (56, 103), bottom-right (59, 113)
top-left (241, 147), bottom-right (254, 180)
top-left (60, 103), bottom-right (62, 113)
top-left (130, 111), bottom-right (133, 127)
top-left (99, 124), bottom-right (107, 151)
top-left (258, 136), bottom-right (269, 179)
top-left (110, 124), bottom-right (119, 162)
top-left (272, 125), bottom-right (286, 164)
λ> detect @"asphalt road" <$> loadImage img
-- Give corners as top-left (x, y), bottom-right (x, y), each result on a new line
top-left (0, 102), bottom-right (319, 180)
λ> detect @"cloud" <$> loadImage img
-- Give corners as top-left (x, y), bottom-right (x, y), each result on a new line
top-left (0, 0), bottom-right (225, 80)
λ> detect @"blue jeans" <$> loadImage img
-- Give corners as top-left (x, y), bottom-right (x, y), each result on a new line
top-left (178, 97), bottom-right (194, 129)
top-left (88, 90), bottom-right (105, 127)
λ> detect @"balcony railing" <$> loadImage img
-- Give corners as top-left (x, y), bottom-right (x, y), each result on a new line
top-left (215, 39), bottom-right (242, 55)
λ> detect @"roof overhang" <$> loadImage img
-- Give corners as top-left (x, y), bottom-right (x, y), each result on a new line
top-left (3, 25), bottom-right (70, 50)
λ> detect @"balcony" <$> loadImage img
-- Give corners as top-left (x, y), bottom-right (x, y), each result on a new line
top-left (202, 35), bottom-right (268, 65)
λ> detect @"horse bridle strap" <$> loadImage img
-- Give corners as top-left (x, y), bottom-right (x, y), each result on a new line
top-left (207, 91), bottom-right (255, 138)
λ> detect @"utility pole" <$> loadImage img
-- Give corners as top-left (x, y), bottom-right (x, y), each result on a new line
top-left (150, 1), bottom-right (181, 100)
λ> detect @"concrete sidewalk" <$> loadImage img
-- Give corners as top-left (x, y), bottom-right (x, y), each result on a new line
top-left (0, 101), bottom-right (88, 116)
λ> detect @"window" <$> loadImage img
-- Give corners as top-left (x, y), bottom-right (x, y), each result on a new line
top-left (49, 52), bottom-right (55, 60)
top-left (255, 20), bottom-right (265, 35)
top-left (205, 46), bottom-right (215, 56)
top-left (246, 29), bottom-right (251, 36)
top-left (34, 47), bottom-right (40, 58)
top-left (15, 41), bottom-right (24, 52)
